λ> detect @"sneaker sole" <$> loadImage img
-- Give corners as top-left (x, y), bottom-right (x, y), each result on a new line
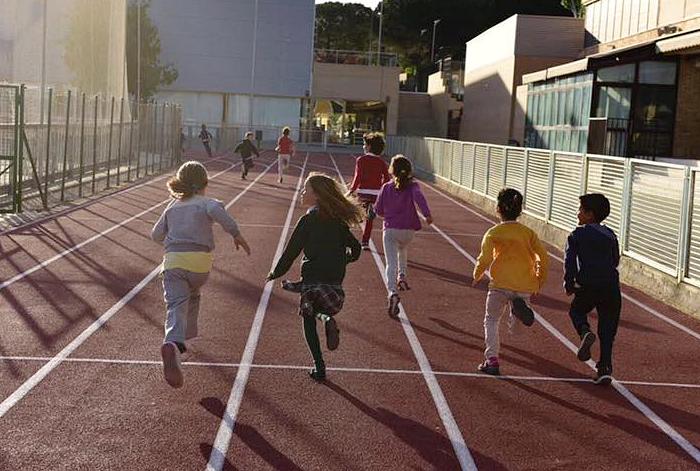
top-left (477, 364), bottom-right (500, 376)
top-left (160, 343), bottom-right (183, 388)
top-left (388, 295), bottom-right (400, 318)
top-left (511, 298), bottom-right (535, 326)
top-left (577, 332), bottom-right (597, 362)
top-left (325, 318), bottom-right (340, 351)
top-left (594, 374), bottom-right (612, 385)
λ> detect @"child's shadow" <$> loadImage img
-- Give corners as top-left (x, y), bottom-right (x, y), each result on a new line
top-left (323, 381), bottom-right (506, 470)
top-left (199, 397), bottom-right (304, 471)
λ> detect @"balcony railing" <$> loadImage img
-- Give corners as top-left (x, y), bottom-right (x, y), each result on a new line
top-left (314, 49), bottom-right (398, 67)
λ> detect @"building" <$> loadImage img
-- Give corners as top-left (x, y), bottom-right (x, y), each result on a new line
top-left (149, 0), bottom-right (399, 144)
top-left (459, 14), bottom-right (584, 146)
top-left (523, 0), bottom-right (700, 161)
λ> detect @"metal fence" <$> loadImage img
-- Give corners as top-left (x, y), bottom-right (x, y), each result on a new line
top-left (386, 135), bottom-right (700, 288)
top-left (1, 84), bottom-right (182, 212)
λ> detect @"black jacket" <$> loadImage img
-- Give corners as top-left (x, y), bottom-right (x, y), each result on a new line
top-left (234, 139), bottom-right (259, 159)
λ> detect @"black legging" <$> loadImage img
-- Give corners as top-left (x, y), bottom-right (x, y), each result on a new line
top-left (303, 314), bottom-right (326, 370)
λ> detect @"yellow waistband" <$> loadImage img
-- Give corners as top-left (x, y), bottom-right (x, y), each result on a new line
top-left (163, 252), bottom-right (213, 273)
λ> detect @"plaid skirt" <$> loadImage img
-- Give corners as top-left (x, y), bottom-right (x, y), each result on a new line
top-left (299, 283), bottom-right (345, 318)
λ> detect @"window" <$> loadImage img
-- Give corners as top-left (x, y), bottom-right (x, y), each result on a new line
top-left (597, 63), bottom-right (635, 83)
top-left (638, 61), bottom-right (677, 85)
top-left (596, 86), bottom-right (632, 119)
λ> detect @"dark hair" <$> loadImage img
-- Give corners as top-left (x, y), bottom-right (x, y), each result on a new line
top-left (282, 126), bottom-right (290, 136)
top-left (363, 132), bottom-right (385, 155)
top-left (579, 193), bottom-right (610, 222)
top-left (167, 161), bottom-right (208, 199)
top-left (497, 188), bottom-right (523, 220)
top-left (389, 154), bottom-right (413, 191)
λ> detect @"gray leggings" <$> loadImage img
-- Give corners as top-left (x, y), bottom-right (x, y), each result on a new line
top-left (162, 268), bottom-right (209, 345)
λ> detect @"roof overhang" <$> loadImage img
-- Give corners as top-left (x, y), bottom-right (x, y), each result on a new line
top-left (656, 30), bottom-right (700, 54)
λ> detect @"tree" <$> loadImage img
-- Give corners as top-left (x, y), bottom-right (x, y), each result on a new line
top-left (315, 2), bottom-right (374, 51)
top-left (561, 0), bottom-right (585, 18)
top-left (126, 0), bottom-right (178, 100)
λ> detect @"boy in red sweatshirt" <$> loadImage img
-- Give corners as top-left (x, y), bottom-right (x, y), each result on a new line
top-left (348, 133), bottom-right (390, 249)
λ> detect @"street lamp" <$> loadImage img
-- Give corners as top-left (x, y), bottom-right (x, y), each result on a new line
top-left (376, 1), bottom-right (384, 66)
top-left (431, 19), bottom-right (441, 63)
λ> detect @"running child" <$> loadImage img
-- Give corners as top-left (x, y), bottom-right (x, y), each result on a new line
top-left (347, 133), bottom-right (390, 249)
top-left (198, 124), bottom-right (213, 158)
top-left (275, 127), bottom-right (295, 183)
top-left (472, 188), bottom-right (549, 376)
top-left (374, 155), bottom-right (433, 317)
top-left (564, 193), bottom-right (621, 385)
top-left (234, 131), bottom-right (260, 180)
top-left (267, 173), bottom-right (363, 381)
top-left (152, 161), bottom-right (251, 388)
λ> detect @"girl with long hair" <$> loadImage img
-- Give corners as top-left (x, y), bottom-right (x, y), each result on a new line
top-left (374, 155), bottom-right (433, 317)
top-left (267, 172), bottom-right (363, 380)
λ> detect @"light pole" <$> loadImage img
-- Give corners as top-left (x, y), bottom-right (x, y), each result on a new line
top-left (431, 18), bottom-right (441, 63)
top-left (376, 1), bottom-right (384, 66)
top-left (137, 0), bottom-right (141, 105)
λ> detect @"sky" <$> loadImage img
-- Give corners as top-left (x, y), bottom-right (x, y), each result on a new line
top-left (315, 0), bottom-right (380, 8)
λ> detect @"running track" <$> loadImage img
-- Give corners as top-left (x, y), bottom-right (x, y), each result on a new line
top-left (0, 150), bottom-right (698, 470)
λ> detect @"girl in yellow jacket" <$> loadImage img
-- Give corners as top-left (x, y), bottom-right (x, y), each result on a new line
top-left (472, 188), bottom-right (548, 376)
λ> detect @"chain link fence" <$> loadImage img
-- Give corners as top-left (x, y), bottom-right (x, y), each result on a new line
top-left (387, 135), bottom-right (700, 288)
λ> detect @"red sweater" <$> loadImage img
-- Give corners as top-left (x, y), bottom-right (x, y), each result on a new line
top-left (349, 154), bottom-right (390, 196)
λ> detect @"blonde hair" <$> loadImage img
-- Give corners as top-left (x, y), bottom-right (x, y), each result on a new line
top-left (305, 172), bottom-right (363, 227)
top-left (167, 161), bottom-right (208, 199)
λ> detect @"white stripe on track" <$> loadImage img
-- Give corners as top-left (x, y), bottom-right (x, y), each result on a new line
top-left (0, 159), bottom-right (245, 291)
top-left (421, 181), bottom-right (700, 341)
top-left (205, 153), bottom-right (309, 471)
top-left (329, 154), bottom-right (478, 471)
top-left (3, 355), bottom-right (700, 389)
top-left (0, 160), bottom-right (277, 419)
top-left (424, 214), bottom-right (700, 464)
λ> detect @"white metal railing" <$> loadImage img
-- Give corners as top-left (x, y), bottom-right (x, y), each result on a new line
top-left (386, 135), bottom-right (700, 288)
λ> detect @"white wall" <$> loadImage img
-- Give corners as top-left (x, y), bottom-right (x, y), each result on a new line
top-left (150, 0), bottom-right (314, 97)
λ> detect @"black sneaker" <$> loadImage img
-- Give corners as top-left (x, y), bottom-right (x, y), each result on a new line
top-left (577, 331), bottom-right (597, 362)
top-left (388, 294), bottom-right (400, 318)
top-left (397, 275), bottom-right (410, 291)
top-left (361, 242), bottom-right (370, 251)
top-left (511, 298), bottom-right (535, 326)
top-left (281, 280), bottom-right (303, 293)
top-left (325, 317), bottom-right (340, 351)
top-left (477, 360), bottom-right (500, 376)
top-left (309, 366), bottom-right (326, 381)
top-left (594, 363), bottom-right (613, 385)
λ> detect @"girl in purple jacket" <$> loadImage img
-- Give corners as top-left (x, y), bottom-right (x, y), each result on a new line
top-left (374, 155), bottom-right (433, 317)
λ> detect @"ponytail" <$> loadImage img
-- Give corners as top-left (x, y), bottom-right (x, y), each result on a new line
top-left (389, 154), bottom-right (413, 191)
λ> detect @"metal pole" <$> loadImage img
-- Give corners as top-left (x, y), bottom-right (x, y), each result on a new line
top-left (117, 97), bottom-right (124, 185)
top-left (137, 0), bottom-right (141, 106)
top-left (377, 1), bottom-right (384, 66)
top-left (151, 104), bottom-right (157, 173)
top-left (431, 19), bottom-right (441, 63)
top-left (17, 85), bottom-right (25, 212)
top-left (159, 103), bottom-right (166, 172)
top-left (127, 100), bottom-right (134, 181)
top-left (92, 95), bottom-right (98, 194)
top-left (135, 103), bottom-right (143, 179)
top-left (39, 0), bottom-right (48, 126)
top-left (78, 93), bottom-right (86, 197)
top-left (59, 90), bottom-right (72, 202)
top-left (249, 0), bottom-right (259, 127)
top-left (106, 96), bottom-right (115, 187)
top-left (44, 88), bottom-right (52, 200)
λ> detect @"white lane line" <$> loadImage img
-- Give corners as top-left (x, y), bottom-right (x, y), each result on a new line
top-left (424, 214), bottom-right (700, 464)
top-left (0, 161), bottom-right (277, 419)
top-left (421, 181), bottom-right (700, 341)
top-left (0, 160), bottom-right (244, 291)
top-left (3, 355), bottom-right (700, 389)
top-left (0, 155), bottom-right (233, 237)
top-left (329, 153), bottom-right (477, 471)
top-left (205, 153), bottom-right (309, 471)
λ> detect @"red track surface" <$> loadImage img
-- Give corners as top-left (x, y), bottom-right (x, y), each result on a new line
top-left (0, 150), bottom-right (698, 470)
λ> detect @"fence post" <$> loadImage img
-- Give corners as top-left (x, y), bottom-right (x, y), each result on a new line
top-left (522, 148), bottom-right (530, 207)
top-left (117, 97), bottom-right (124, 185)
top-left (545, 151), bottom-right (555, 222)
top-left (43, 88), bottom-right (52, 201)
top-left (59, 90), bottom-right (72, 202)
top-left (484, 145), bottom-right (491, 195)
top-left (579, 153), bottom-right (589, 195)
top-left (78, 93), bottom-right (86, 197)
top-left (106, 96), bottom-right (115, 188)
top-left (501, 146), bottom-right (508, 189)
top-left (677, 167), bottom-right (693, 282)
top-left (127, 100), bottom-right (135, 181)
top-left (159, 103), bottom-right (166, 172)
top-left (17, 85), bottom-right (25, 212)
top-left (92, 95), bottom-right (98, 194)
top-left (136, 103), bottom-right (143, 179)
top-left (470, 144), bottom-right (476, 190)
top-left (619, 159), bottom-right (634, 252)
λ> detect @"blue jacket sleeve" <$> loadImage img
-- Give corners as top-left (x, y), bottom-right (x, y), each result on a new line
top-left (563, 232), bottom-right (579, 292)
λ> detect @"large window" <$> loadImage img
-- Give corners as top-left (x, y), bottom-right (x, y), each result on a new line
top-left (525, 73), bottom-right (594, 153)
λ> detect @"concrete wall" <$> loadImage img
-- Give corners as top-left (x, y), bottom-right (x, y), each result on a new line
top-left (460, 15), bottom-right (584, 145)
top-left (397, 92), bottom-right (436, 137)
top-left (312, 62), bottom-right (400, 135)
top-left (150, 0), bottom-right (314, 97)
top-left (427, 71), bottom-right (462, 138)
